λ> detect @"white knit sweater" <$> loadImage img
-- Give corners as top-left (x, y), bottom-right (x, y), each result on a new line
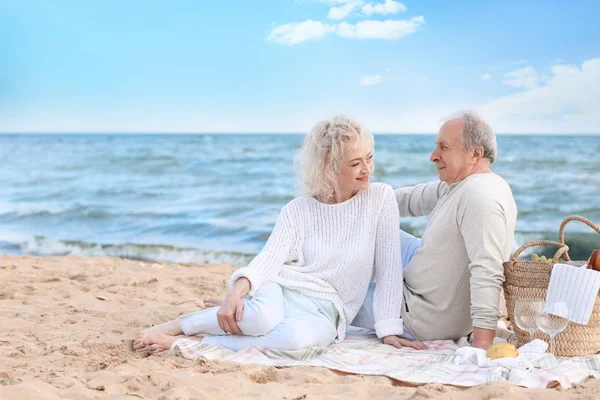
top-left (229, 182), bottom-right (404, 341)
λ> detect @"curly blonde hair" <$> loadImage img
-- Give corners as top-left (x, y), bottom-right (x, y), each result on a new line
top-left (295, 115), bottom-right (374, 202)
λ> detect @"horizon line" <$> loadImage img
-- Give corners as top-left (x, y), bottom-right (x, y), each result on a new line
top-left (1, 131), bottom-right (599, 136)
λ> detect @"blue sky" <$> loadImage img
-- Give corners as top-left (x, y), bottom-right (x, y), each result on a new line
top-left (1, 0), bottom-right (598, 133)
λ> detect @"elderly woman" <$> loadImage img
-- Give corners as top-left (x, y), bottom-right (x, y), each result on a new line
top-left (134, 115), bottom-right (426, 353)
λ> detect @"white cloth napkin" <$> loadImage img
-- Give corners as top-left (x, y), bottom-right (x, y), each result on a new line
top-left (546, 263), bottom-right (600, 324)
top-left (454, 340), bottom-right (552, 371)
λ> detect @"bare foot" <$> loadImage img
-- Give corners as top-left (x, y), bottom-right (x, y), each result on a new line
top-left (133, 319), bottom-right (183, 352)
top-left (133, 332), bottom-right (179, 353)
top-left (203, 297), bottom-right (224, 308)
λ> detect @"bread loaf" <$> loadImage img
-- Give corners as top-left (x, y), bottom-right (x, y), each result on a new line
top-left (486, 343), bottom-right (519, 360)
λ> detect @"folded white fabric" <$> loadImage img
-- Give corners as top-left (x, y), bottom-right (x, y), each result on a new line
top-left (546, 263), bottom-right (600, 324)
top-left (454, 340), bottom-right (552, 371)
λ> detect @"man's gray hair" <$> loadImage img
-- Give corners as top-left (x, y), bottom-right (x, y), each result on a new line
top-left (445, 110), bottom-right (497, 163)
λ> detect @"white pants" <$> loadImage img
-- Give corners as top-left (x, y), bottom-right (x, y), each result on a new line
top-left (351, 230), bottom-right (421, 340)
top-left (180, 282), bottom-right (339, 352)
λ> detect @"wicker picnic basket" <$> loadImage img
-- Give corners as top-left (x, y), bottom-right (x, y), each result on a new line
top-left (503, 215), bottom-right (600, 357)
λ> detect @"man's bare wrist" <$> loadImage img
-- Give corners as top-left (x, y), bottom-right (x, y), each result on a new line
top-left (472, 339), bottom-right (493, 349)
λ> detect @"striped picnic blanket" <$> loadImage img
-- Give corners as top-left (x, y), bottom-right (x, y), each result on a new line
top-left (171, 328), bottom-right (600, 389)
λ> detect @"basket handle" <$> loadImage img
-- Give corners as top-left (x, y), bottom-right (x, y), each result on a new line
top-left (558, 215), bottom-right (600, 261)
top-left (511, 240), bottom-right (569, 263)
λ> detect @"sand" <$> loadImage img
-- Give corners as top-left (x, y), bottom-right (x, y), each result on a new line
top-left (0, 255), bottom-right (598, 399)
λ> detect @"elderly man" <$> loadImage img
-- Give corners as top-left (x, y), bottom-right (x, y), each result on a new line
top-left (353, 110), bottom-right (517, 350)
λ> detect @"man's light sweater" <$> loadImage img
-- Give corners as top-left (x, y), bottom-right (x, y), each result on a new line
top-left (230, 183), bottom-right (404, 341)
top-left (396, 173), bottom-right (517, 341)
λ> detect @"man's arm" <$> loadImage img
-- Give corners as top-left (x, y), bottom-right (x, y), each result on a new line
top-left (458, 192), bottom-right (508, 350)
top-left (394, 181), bottom-right (448, 218)
top-left (472, 327), bottom-right (496, 350)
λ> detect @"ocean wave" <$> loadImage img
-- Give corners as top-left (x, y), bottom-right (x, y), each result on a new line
top-left (0, 202), bottom-right (74, 218)
top-left (18, 236), bottom-right (256, 267)
top-left (0, 203), bottom-right (198, 221)
top-left (0, 205), bottom-right (113, 220)
top-left (4, 230), bottom-right (597, 268)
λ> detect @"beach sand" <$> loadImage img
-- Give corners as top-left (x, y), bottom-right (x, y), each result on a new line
top-left (0, 255), bottom-right (598, 399)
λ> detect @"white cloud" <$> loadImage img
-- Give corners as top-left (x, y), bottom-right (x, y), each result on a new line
top-left (362, 0), bottom-right (407, 16)
top-left (551, 64), bottom-right (579, 76)
top-left (503, 66), bottom-right (539, 90)
top-left (267, 20), bottom-right (336, 45)
top-left (267, 16), bottom-right (424, 44)
top-left (517, 59), bottom-right (529, 64)
top-left (337, 16), bottom-right (424, 39)
top-left (360, 74), bottom-right (383, 85)
top-left (327, 1), bottom-right (362, 20)
top-left (480, 72), bottom-right (492, 81)
top-left (481, 58), bottom-right (600, 133)
top-left (300, 0), bottom-right (408, 20)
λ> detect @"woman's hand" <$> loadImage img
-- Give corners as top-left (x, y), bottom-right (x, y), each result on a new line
top-left (217, 291), bottom-right (244, 335)
top-left (383, 335), bottom-right (428, 350)
top-left (216, 277), bottom-right (251, 335)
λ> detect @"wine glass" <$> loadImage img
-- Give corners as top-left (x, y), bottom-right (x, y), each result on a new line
top-left (534, 300), bottom-right (569, 355)
top-left (514, 298), bottom-right (544, 345)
